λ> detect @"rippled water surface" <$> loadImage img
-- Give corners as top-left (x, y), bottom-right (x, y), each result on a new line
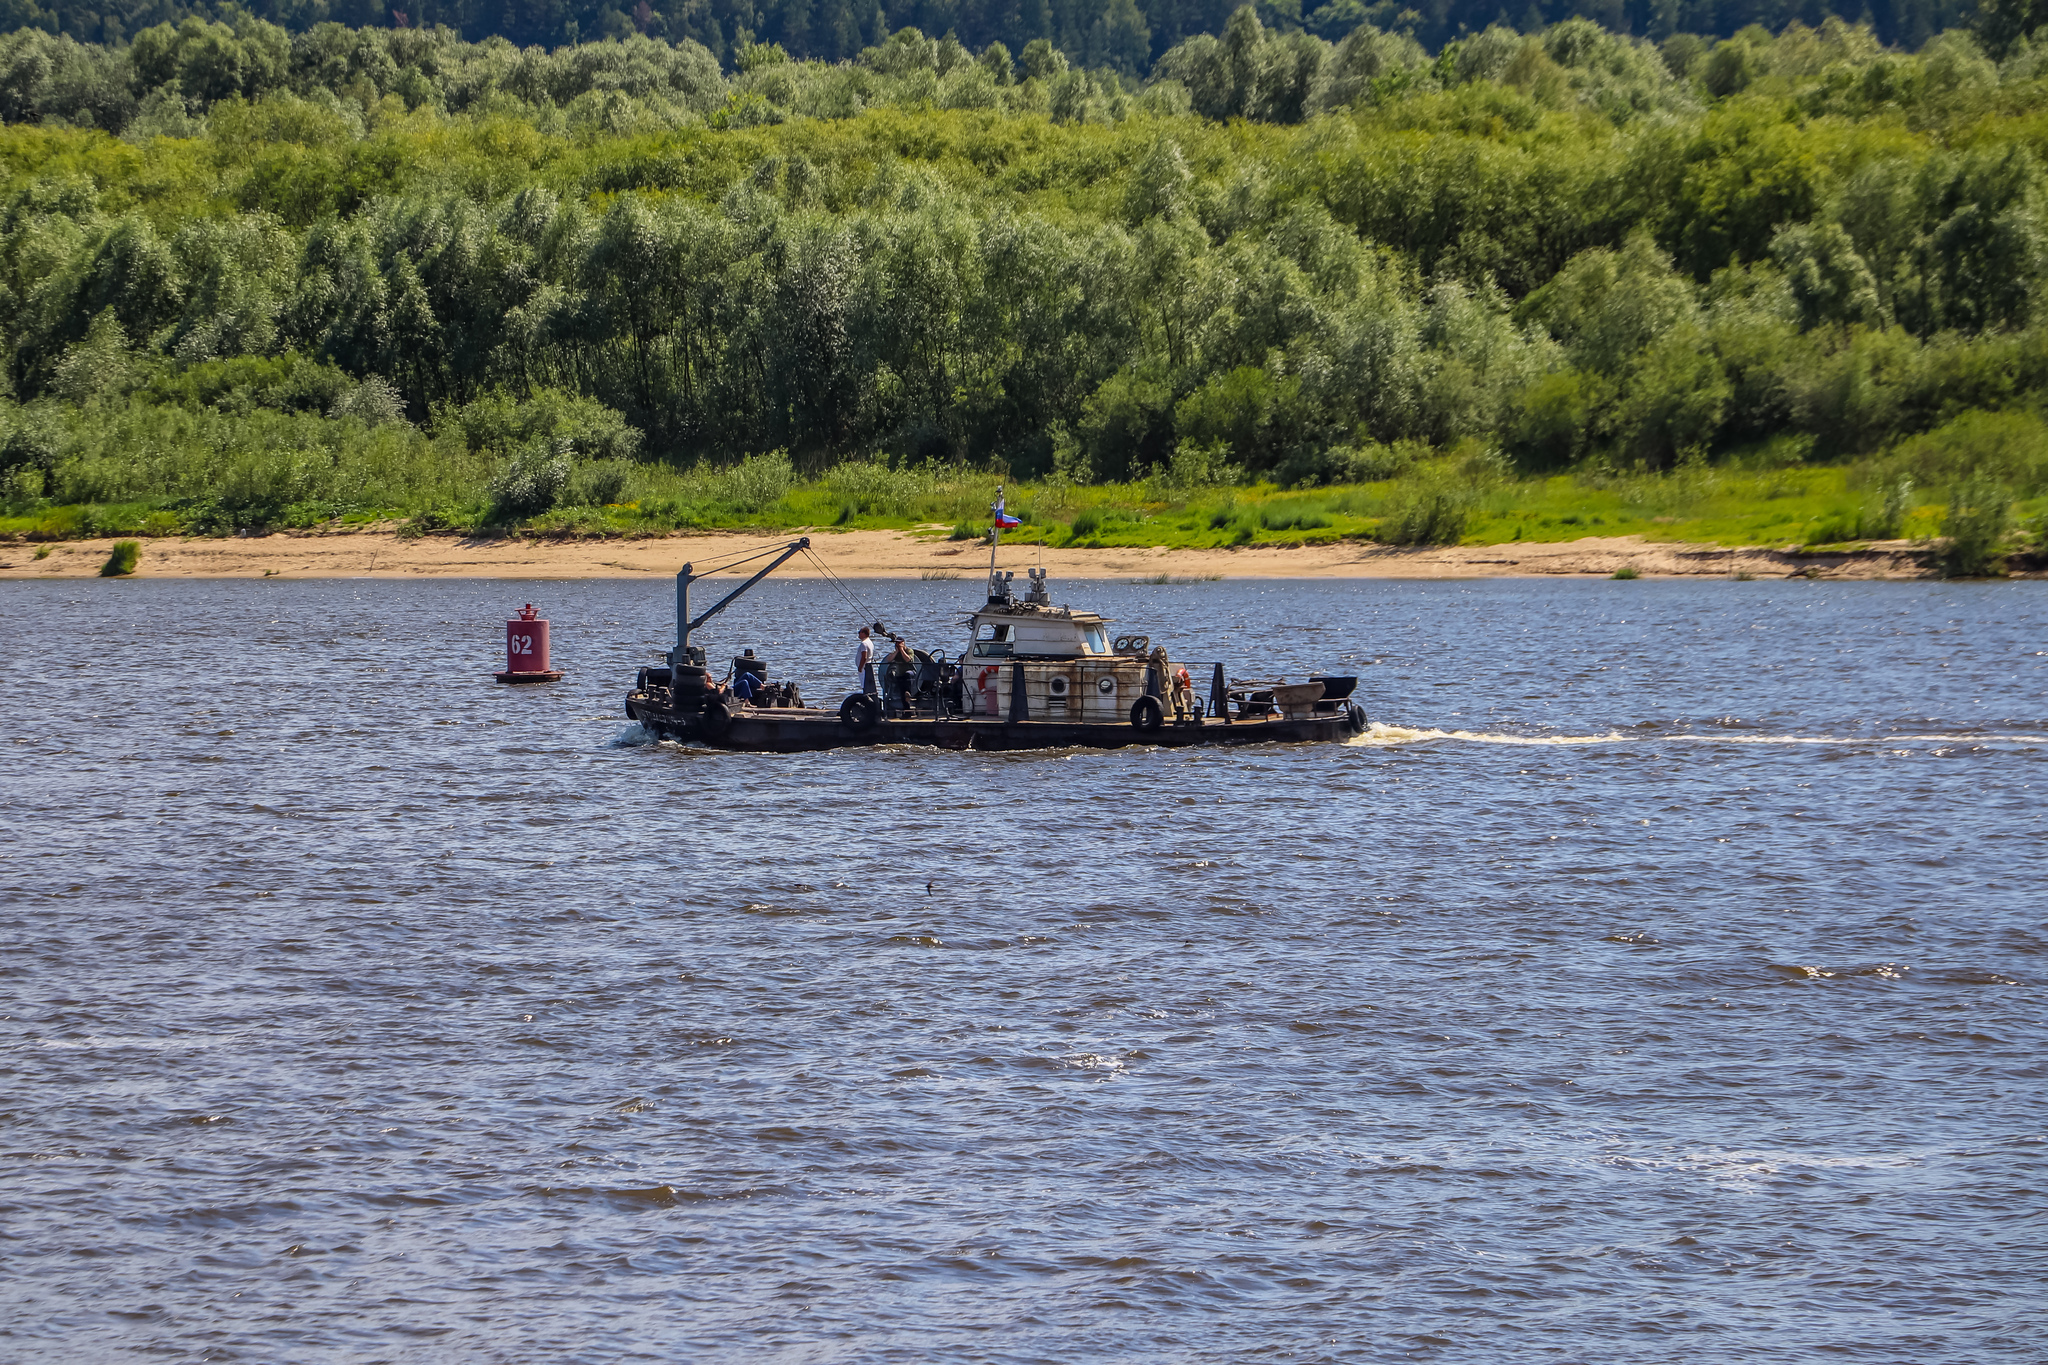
top-left (3, 574), bottom-right (2045, 1364)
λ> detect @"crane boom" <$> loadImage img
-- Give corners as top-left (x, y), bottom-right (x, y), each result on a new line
top-left (672, 537), bottom-right (811, 667)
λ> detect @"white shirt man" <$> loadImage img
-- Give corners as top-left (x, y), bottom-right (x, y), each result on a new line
top-left (854, 628), bottom-right (876, 694)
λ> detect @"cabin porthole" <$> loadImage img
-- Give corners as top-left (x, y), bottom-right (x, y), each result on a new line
top-left (1097, 677), bottom-right (1117, 696)
top-left (1049, 675), bottom-right (1069, 697)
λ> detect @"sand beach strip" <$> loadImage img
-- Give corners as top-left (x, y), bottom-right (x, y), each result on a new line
top-left (0, 527), bottom-right (1941, 581)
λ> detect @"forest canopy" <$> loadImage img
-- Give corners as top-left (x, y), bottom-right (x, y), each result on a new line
top-left (0, 0), bottom-right (2005, 62)
top-left (1, 10), bottom-right (2046, 544)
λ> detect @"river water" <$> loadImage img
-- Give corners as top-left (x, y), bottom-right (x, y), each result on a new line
top-left (1, 574), bottom-right (2043, 1363)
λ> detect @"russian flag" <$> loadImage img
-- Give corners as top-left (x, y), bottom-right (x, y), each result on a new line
top-left (993, 497), bottom-right (1021, 530)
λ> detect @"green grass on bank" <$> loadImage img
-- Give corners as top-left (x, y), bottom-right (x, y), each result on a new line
top-left (6, 427), bottom-right (2047, 569)
top-left (5, 399), bottom-right (2046, 574)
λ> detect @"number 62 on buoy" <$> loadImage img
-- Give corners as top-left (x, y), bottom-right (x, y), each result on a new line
top-left (496, 603), bottom-right (565, 684)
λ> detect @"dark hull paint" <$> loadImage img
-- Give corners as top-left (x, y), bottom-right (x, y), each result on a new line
top-left (625, 695), bottom-right (1360, 752)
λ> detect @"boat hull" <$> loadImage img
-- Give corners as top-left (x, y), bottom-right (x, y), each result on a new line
top-left (625, 695), bottom-right (1361, 752)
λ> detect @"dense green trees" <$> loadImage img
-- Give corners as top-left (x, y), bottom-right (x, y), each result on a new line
top-left (0, 0), bottom-right (2005, 64)
top-left (0, 11), bottom-right (2045, 538)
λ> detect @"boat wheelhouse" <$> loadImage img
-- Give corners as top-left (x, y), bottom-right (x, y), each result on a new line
top-left (957, 567), bottom-right (1194, 725)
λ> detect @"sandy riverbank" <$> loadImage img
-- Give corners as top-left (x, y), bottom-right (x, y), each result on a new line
top-left (0, 527), bottom-right (1941, 581)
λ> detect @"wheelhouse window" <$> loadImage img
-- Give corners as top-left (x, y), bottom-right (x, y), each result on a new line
top-left (1082, 624), bottom-right (1108, 654)
top-left (971, 621), bottom-right (1013, 658)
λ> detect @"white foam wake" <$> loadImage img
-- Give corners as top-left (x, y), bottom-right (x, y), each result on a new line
top-left (1347, 723), bottom-right (1631, 748)
top-left (1347, 723), bottom-right (2048, 749)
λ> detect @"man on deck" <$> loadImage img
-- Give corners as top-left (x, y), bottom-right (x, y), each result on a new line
top-left (854, 627), bottom-right (876, 695)
top-left (882, 636), bottom-right (916, 716)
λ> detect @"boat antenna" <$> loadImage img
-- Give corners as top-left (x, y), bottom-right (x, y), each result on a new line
top-left (986, 484), bottom-right (1006, 603)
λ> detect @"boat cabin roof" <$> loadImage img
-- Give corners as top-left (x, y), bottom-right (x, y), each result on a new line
top-left (967, 565), bottom-right (1140, 659)
top-left (969, 601), bottom-right (1112, 659)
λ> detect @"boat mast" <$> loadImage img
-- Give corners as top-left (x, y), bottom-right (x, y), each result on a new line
top-left (986, 484), bottom-right (1005, 602)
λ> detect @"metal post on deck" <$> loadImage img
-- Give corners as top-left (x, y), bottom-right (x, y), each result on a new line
top-left (1009, 660), bottom-right (1029, 724)
top-left (1211, 661), bottom-right (1229, 721)
top-left (673, 563), bottom-right (693, 667)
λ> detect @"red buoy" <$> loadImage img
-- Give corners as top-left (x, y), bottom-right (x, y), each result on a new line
top-left (496, 603), bottom-right (564, 684)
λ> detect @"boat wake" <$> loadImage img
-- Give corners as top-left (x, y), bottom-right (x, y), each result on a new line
top-left (1347, 723), bottom-right (2048, 750)
top-left (1349, 723), bottom-right (1630, 747)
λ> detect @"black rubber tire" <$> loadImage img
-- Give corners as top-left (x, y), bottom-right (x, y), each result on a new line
top-left (839, 693), bottom-right (881, 733)
top-left (700, 697), bottom-right (734, 737)
top-left (1130, 695), bottom-right (1165, 733)
top-left (1346, 703), bottom-right (1368, 735)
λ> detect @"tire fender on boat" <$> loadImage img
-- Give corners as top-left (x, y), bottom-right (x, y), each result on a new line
top-left (701, 697), bottom-right (734, 737)
top-left (1346, 703), bottom-right (1368, 735)
top-left (840, 693), bottom-right (882, 732)
top-left (1130, 695), bottom-right (1164, 733)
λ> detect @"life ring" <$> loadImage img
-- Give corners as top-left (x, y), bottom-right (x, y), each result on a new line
top-left (975, 666), bottom-right (1001, 716)
top-left (1346, 703), bottom-right (1368, 735)
top-left (1129, 695), bottom-right (1164, 732)
top-left (701, 696), bottom-right (733, 737)
top-left (839, 693), bottom-right (881, 732)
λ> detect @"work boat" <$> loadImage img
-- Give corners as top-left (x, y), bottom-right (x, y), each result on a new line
top-left (623, 517), bottom-right (1368, 753)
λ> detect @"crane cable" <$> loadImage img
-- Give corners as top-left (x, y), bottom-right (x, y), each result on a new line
top-left (686, 537), bottom-right (884, 635)
top-left (802, 546), bottom-right (886, 634)
top-left (686, 539), bottom-right (804, 576)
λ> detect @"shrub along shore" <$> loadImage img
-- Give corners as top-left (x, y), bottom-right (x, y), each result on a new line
top-left (3, 13), bottom-right (2048, 575)
top-left (5, 440), bottom-right (2043, 578)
